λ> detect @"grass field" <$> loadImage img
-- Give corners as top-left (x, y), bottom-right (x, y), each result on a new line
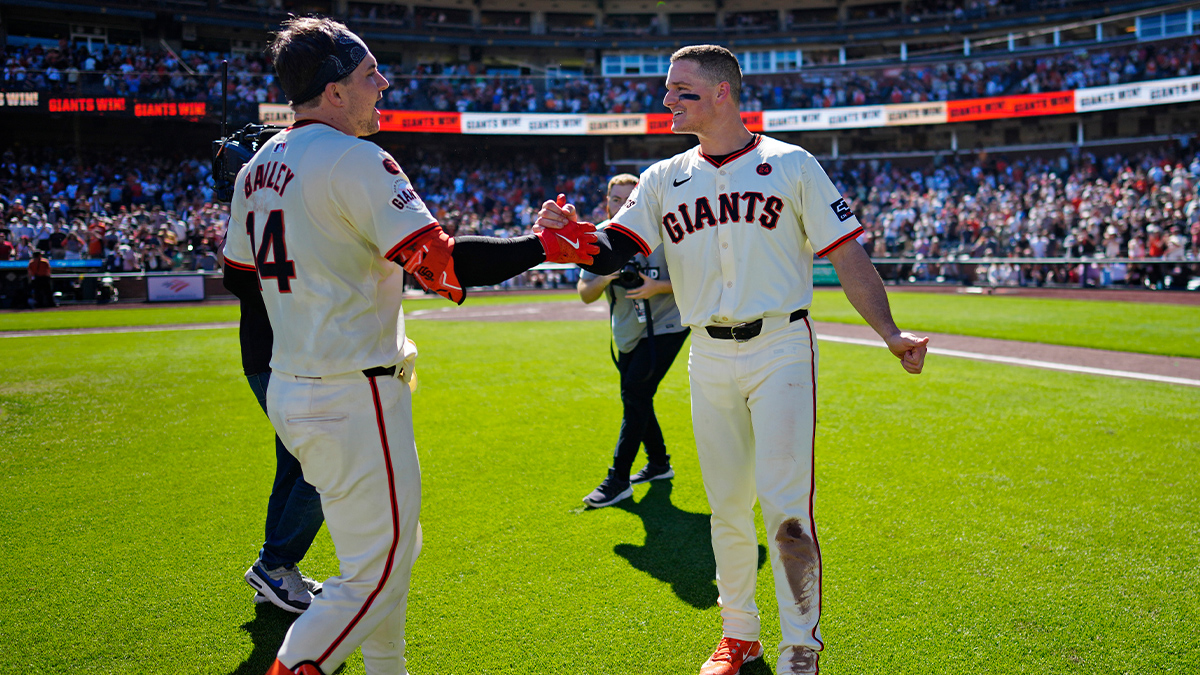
top-left (3, 289), bottom-right (1200, 358)
top-left (1, 302), bottom-right (1198, 674)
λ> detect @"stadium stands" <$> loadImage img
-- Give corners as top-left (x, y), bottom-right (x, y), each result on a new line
top-left (5, 36), bottom-right (1198, 114)
top-left (3, 144), bottom-right (1196, 276)
top-left (1, 0), bottom-right (1197, 303)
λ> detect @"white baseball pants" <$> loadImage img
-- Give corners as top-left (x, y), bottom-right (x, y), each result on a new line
top-left (688, 317), bottom-right (823, 670)
top-left (267, 370), bottom-right (422, 675)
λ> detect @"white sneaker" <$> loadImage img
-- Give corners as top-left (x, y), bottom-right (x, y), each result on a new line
top-left (244, 560), bottom-right (321, 613)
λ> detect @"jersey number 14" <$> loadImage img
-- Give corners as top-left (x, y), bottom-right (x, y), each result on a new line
top-left (246, 210), bottom-right (297, 293)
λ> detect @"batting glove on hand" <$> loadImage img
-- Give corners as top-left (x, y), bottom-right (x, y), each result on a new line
top-left (536, 219), bottom-right (600, 265)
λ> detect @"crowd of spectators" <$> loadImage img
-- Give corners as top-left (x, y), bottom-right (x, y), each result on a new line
top-left (389, 36), bottom-right (1200, 114)
top-left (831, 144), bottom-right (1200, 287)
top-left (0, 144), bottom-right (607, 304)
top-left (5, 35), bottom-right (1197, 116)
top-left (2, 41), bottom-right (276, 124)
top-left (215, 0), bottom-right (1094, 34)
top-left (3, 140), bottom-right (1198, 307)
top-left (0, 147), bottom-right (226, 281)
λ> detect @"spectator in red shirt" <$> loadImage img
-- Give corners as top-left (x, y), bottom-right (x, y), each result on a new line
top-left (1146, 227), bottom-right (1166, 257)
top-left (28, 249), bottom-right (55, 308)
top-left (0, 229), bottom-right (13, 261)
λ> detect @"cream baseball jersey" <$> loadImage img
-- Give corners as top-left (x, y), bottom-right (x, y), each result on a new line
top-left (607, 134), bottom-right (863, 328)
top-left (223, 120), bottom-right (434, 377)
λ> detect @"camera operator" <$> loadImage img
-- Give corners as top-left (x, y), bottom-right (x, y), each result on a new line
top-left (578, 174), bottom-right (689, 508)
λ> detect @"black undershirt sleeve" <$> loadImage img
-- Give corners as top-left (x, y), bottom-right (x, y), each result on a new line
top-left (449, 227), bottom-right (642, 287)
top-left (579, 228), bottom-right (642, 275)
top-left (451, 234), bottom-right (546, 287)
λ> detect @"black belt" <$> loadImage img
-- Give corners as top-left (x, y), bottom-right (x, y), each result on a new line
top-left (705, 309), bottom-right (808, 342)
top-left (363, 365), bottom-right (397, 378)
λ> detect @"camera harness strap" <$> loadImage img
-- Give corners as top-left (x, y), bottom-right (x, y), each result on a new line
top-left (607, 285), bottom-right (656, 383)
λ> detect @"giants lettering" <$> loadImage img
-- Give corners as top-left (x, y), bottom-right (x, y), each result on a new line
top-left (677, 202), bottom-right (694, 234)
top-left (694, 197), bottom-right (717, 229)
top-left (741, 192), bottom-right (764, 222)
top-left (664, 213), bottom-right (684, 243)
top-left (243, 161), bottom-right (296, 199)
top-left (760, 196), bottom-right (784, 230)
top-left (391, 187), bottom-right (420, 211)
top-left (718, 193), bottom-right (741, 223)
top-left (661, 192), bottom-right (783, 243)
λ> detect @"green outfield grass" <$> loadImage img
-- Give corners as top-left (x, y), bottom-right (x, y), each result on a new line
top-left (810, 290), bottom-right (1200, 359)
top-left (4, 288), bottom-right (1198, 358)
top-left (0, 291), bottom-right (575, 332)
top-left (1, 318), bottom-right (1196, 674)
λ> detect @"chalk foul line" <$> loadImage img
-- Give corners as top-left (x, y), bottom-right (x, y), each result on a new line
top-left (818, 335), bottom-right (1200, 388)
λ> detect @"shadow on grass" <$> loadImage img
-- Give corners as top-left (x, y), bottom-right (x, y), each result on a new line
top-left (612, 480), bottom-right (766, 609)
top-left (227, 603), bottom-right (298, 675)
top-left (742, 658), bottom-right (775, 674)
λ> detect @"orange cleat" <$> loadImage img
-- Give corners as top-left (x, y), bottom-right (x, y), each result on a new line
top-left (265, 659), bottom-right (324, 675)
top-left (699, 637), bottom-right (764, 675)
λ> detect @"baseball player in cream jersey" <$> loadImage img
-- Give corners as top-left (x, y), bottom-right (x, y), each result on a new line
top-left (538, 45), bottom-right (928, 675)
top-left (223, 17), bottom-right (597, 675)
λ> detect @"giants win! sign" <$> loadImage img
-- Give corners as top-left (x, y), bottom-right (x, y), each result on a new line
top-left (254, 74), bottom-right (1200, 135)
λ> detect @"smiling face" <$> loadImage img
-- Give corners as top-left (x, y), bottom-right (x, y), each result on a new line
top-left (662, 59), bottom-right (724, 135)
top-left (662, 59), bottom-right (715, 135)
top-left (340, 52), bottom-right (389, 137)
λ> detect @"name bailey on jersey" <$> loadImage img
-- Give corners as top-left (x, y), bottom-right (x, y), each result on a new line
top-left (244, 161), bottom-right (297, 199)
top-left (661, 192), bottom-right (785, 243)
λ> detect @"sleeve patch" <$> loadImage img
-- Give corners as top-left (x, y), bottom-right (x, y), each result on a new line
top-left (830, 198), bottom-right (854, 222)
top-left (382, 157), bottom-right (401, 175)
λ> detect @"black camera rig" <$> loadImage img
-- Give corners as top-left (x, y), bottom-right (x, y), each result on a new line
top-left (210, 60), bottom-right (284, 203)
top-left (212, 123), bottom-right (283, 203)
top-left (611, 261), bottom-right (661, 290)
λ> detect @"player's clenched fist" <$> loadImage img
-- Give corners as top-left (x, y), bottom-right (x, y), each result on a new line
top-left (536, 193), bottom-right (576, 231)
top-left (536, 218), bottom-right (600, 265)
top-left (885, 332), bottom-right (929, 374)
top-left (534, 193), bottom-right (599, 264)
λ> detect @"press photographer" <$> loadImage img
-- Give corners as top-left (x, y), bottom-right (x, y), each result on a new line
top-left (578, 174), bottom-right (690, 508)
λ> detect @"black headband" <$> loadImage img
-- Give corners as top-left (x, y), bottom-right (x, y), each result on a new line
top-left (287, 32), bottom-right (369, 107)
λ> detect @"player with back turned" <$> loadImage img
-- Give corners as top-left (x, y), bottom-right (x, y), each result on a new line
top-left (221, 16), bottom-right (597, 675)
top-left (538, 45), bottom-right (928, 675)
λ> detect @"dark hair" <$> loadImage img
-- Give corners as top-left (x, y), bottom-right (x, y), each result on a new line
top-left (670, 45), bottom-right (743, 100)
top-left (268, 16), bottom-right (358, 110)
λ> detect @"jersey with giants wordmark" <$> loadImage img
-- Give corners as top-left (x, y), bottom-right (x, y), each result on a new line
top-left (223, 120), bottom-right (435, 377)
top-left (608, 134), bottom-right (863, 328)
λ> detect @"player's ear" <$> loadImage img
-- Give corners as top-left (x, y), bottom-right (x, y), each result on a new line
top-left (324, 81), bottom-right (344, 108)
top-left (716, 81), bottom-right (731, 104)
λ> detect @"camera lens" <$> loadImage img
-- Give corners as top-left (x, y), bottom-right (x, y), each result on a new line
top-left (613, 263), bottom-right (643, 289)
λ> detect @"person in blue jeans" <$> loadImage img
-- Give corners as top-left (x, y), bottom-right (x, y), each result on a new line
top-left (225, 257), bottom-right (326, 613)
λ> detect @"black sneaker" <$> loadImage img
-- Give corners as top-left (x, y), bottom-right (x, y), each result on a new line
top-left (583, 470), bottom-right (633, 508)
top-left (631, 461), bottom-right (674, 485)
